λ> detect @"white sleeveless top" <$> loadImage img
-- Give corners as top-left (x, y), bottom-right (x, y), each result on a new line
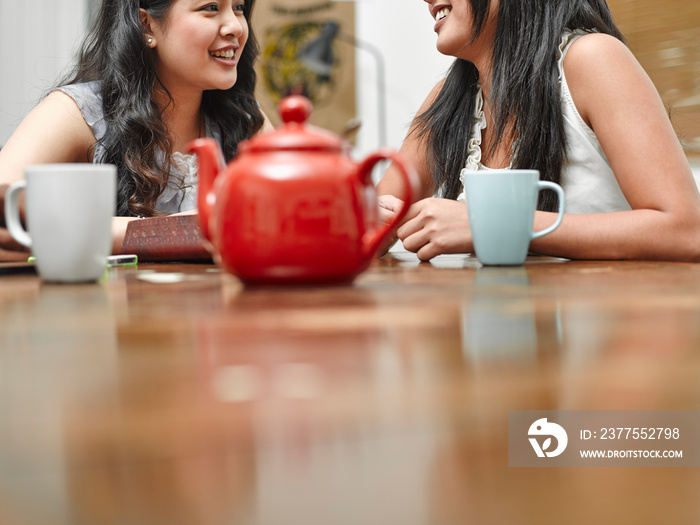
top-left (457, 30), bottom-right (631, 214)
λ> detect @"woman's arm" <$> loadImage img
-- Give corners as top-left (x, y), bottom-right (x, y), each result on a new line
top-left (377, 81), bottom-right (442, 200)
top-left (530, 33), bottom-right (700, 261)
top-left (375, 80), bottom-right (473, 258)
top-left (0, 91), bottom-right (95, 185)
top-left (0, 91), bottom-right (98, 260)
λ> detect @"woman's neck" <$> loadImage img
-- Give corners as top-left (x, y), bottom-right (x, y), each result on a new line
top-left (154, 88), bottom-right (204, 154)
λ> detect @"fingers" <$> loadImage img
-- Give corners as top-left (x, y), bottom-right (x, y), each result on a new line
top-left (401, 224), bottom-right (447, 261)
top-left (0, 227), bottom-right (29, 257)
top-left (2, 188), bottom-right (34, 260)
top-left (397, 205), bottom-right (437, 259)
top-left (0, 184), bottom-right (8, 227)
top-left (377, 194), bottom-right (404, 213)
top-left (378, 203), bottom-right (397, 226)
top-left (0, 248), bottom-right (30, 262)
top-left (396, 200), bottom-right (430, 240)
top-left (376, 195), bottom-right (405, 257)
top-left (393, 198), bottom-right (473, 261)
top-left (416, 243), bottom-right (442, 262)
top-left (376, 232), bottom-right (399, 257)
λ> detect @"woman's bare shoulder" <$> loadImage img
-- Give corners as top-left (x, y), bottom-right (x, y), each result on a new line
top-left (0, 91), bottom-right (95, 185)
top-left (563, 32), bottom-right (654, 127)
top-left (563, 32), bottom-right (641, 86)
top-left (38, 90), bottom-right (93, 126)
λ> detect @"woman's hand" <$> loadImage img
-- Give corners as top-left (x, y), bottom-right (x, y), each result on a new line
top-left (0, 228), bottom-right (30, 262)
top-left (396, 197), bottom-right (473, 261)
top-left (376, 194), bottom-right (405, 256)
top-left (0, 185), bottom-right (31, 261)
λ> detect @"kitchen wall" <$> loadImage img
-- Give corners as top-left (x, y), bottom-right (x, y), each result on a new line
top-left (0, 0), bottom-right (89, 146)
top-left (353, 0), bottom-right (453, 157)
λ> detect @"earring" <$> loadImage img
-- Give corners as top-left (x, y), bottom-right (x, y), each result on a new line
top-left (147, 38), bottom-right (154, 46)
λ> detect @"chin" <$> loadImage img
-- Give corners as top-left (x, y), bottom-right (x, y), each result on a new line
top-left (435, 45), bottom-right (451, 57)
top-left (225, 73), bottom-right (239, 89)
top-left (435, 38), bottom-right (459, 58)
top-left (212, 76), bottom-right (239, 92)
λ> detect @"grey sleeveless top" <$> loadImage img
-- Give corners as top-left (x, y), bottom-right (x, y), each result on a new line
top-left (59, 81), bottom-right (221, 214)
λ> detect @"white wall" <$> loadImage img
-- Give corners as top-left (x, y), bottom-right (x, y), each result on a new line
top-left (353, 0), bottom-right (453, 159)
top-left (0, 0), bottom-right (89, 146)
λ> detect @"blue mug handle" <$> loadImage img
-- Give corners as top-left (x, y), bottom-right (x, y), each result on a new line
top-left (531, 181), bottom-right (565, 241)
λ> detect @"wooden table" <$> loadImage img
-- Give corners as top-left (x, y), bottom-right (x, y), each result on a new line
top-left (1, 254), bottom-right (700, 524)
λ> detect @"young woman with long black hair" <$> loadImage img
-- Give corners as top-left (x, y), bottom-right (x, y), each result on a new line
top-left (378, 0), bottom-right (700, 261)
top-left (0, 0), bottom-right (272, 258)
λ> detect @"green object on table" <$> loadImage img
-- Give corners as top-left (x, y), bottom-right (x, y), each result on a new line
top-left (27, 255), bottom-right (138, 268)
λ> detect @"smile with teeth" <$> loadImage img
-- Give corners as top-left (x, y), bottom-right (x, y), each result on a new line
top-left (435, 7), bottom-right (451, 21)
top-left (211, 49), bottom-right (235, 60)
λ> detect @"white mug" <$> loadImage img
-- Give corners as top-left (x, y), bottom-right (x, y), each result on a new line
top-left (4, 164), bottom-right (116, 282)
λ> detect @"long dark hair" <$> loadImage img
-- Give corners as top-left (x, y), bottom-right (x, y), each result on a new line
top-left (60, 0), bottom-right (264, 216)
top-left (414, 0), bottom-right (624, 211)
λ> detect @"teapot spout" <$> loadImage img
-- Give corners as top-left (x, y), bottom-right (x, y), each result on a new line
top-left (187, 138), bottom-right (225, 242)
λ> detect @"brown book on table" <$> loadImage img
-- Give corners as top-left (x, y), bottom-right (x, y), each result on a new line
top-left (121, 215), bottom-right (213, 263)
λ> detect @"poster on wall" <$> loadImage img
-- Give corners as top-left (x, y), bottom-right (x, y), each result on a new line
top-left (252, 0), bottom-right (356, 137)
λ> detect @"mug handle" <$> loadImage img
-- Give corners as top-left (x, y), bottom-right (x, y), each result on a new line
top-left (4, 180), bottom-right (32, 248)
top-left (356, 149), bottom-right (420, 258)
top-left (531, 181), bottom-right (566, 241)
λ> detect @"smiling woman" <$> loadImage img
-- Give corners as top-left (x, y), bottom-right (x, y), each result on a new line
top-left (0, 0), bottom-right (274, 260)
top-left (376, 0), bottom-right (700, 262)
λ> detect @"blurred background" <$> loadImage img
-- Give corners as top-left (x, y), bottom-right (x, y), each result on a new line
top-left (0, 0), bottom-right (698, 172)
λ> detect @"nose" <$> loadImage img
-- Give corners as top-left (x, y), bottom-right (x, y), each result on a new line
top-left (220, 11), bottom-right (244, 38)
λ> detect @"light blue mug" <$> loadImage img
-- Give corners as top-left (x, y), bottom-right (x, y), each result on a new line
top-left (462, 169), bottom-right (565, 266)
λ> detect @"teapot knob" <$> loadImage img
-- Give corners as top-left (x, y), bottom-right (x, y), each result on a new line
top-left (279, 95), bottom-right (313, 125)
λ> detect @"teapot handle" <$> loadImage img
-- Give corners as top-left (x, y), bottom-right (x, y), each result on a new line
top-left (357, 149), bottom-right (420, 258)
top-left (186, 137), bottom-right (226, 243)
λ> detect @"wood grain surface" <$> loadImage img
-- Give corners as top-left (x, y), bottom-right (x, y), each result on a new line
top-left (1, 254), bottom-right (700, 524)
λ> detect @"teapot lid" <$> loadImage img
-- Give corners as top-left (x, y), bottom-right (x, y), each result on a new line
top-left (238, 96), bottom-right (346, 154)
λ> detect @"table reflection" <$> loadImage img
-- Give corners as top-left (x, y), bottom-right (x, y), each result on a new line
top-left (1, 260), bottom-right (700, 524)
top-left (461, 267), bottom-right (542, 367)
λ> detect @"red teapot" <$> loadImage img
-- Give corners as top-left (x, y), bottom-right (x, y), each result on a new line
top-left (187, 96), bottom-right (419, 286)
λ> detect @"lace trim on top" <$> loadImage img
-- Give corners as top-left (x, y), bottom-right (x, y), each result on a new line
top-left (465, 87), bottom-right (487, 172)
top-left (455, 86), bottom-right (486, 201)
top-left (557, 29), bottom-right (589, 82)
top-left (456, 84), bottom-right (506, 201)
top-left (151, 151), bottom-right (198, 214)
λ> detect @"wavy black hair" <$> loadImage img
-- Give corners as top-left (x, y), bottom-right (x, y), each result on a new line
top-left (59, 0), bottom-right (264, 216)
top-left (414, 0), bottom-right (624, 211)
